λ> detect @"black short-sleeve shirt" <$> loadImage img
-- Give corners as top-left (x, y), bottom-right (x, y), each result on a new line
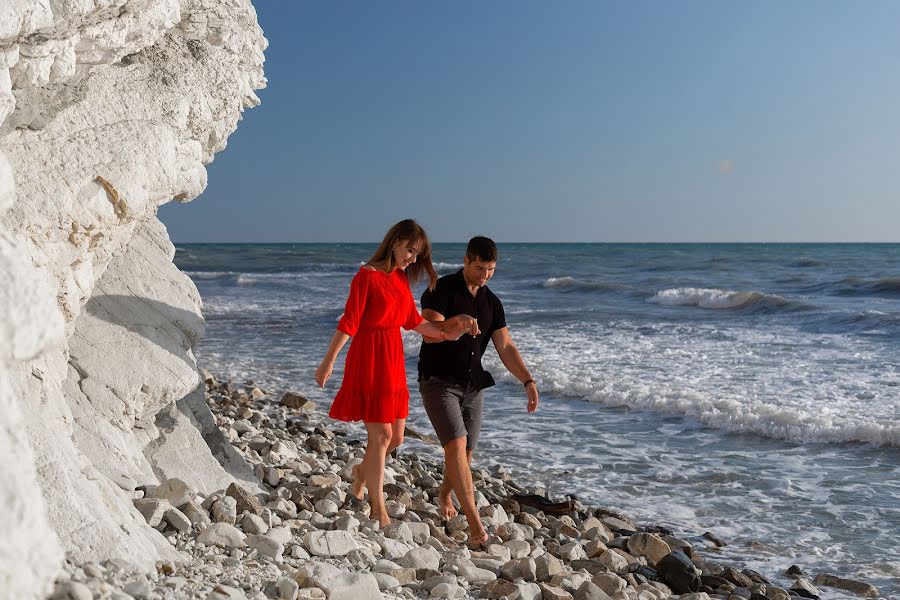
top-left (417, 270), bottom-right (507, 389)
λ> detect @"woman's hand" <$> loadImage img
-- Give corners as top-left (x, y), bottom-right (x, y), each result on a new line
top-left (315, 360), bottom-right (333, 388)
top-left (443, 314), bottom-right (480, 340)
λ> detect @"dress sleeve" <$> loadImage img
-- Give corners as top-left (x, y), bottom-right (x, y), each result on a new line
top-left (337, 271), bottom-right (368, 337)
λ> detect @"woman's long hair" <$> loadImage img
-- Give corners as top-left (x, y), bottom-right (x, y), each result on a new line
top-left (367, 219), bottom-right (437, 290)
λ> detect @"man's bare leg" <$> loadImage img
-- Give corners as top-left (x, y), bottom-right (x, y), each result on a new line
top-left (442, 437), bottom-right (487, 544)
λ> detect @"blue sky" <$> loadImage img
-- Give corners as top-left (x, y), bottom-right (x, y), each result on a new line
top-left (159, 1), bottom-right (900, 243)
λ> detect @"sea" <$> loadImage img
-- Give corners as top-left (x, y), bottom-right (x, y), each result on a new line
top-left (173, 242), bottom-right (900, 598)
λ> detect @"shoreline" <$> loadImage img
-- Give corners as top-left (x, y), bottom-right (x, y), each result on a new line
top-left (49, 375), bottom-right (881, 600)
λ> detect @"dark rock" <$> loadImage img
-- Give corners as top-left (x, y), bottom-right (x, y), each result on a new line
top-left (702, 531), bottom-right (727, 547)
top-left (404, 425), bottom-right (438, 445)
top-left (655, 551), bottom-right (701, 594)
top-left (226, 482), bottom-right (264, 516)
top-left (812, 573), bottom-right (879, 598)
top-left (568, 560), bottom-right (610, 576)
top-left (634, 565), bottom-right (659, 581)
top-left (605, 537), bottom-right (629, 550)
top-left (743, 569), bottom-right (770, 585)
top-left (721, 567), bottom-right (753, 588)
top-left (785, 565), bottom-right (805, 579)
top-left (280, 391), bottom-right (311, 410)
top-left (700, 575), bottom-right (734, 591)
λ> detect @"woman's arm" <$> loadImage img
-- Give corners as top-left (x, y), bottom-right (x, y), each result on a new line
top-left (315, 330), bottom-right (351, 388)
top-left (414, 314), bottom-right (479, 341)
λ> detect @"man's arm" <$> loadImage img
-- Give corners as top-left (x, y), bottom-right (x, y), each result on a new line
top-left (491, 327), bottom-right (539, 413)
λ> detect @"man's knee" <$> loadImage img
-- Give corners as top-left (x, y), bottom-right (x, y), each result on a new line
top-left (443, 436), bottom-right (467, 456)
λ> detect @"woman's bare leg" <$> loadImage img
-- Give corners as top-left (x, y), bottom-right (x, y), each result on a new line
top-left (363, 421), bottom-right (393, 527)
top-left (353, 418), bottom-right (405, 500)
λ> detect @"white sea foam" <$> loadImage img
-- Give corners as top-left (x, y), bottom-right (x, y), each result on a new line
top-left (648, 287), bottom-right (787, 309)
top-left (542, 276), bottom-right (620, 291)
top-left (184, 270), bottom-right (236, 279)
top-left (433, 262), bottom-right (464, 271)
top-left (483, 321), bottom-right (900, 447)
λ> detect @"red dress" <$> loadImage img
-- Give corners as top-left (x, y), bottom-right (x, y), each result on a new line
top-left (329, 267), bottom-right (424, 423)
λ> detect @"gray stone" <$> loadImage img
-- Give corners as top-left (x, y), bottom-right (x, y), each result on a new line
top-left (505, 539), bottom-right (532, 559)
top-left (314, 498), bottom-right (339, 517)
top-left (398, 545), bottom-right (441, 571)
top-left (303, 530), bottom-right (359, 557)
top-left (456, 564), bottom-right (497, 584)
top-left (163, 506), bottom-right (192, 532)
top-left (197, 523), bottom-right (247, 549)
top-left (212, 496), bottom-right (238, 524)
top-left (294, 561), bottom-right (382, 600)
top-left (383, 521), bottom-right (414, 544)
top-left (133, 498), bottom-right (170, 527)
top-left (573, 581), bottom-right (613, 600)
top-left (378, 535), bottom-right (411, 560)
top-left (591, 573), bottom-right (626, 596)
top-left (208, 584), bottom-right (249, 600)
top-left (539, 583), bottom-right (574, 600)
top-left (625, 533), bottom-right (670, 566)
top-left (501, 557), bottom-right (538, 582)
top-left (596, 549), bottom-right (628, 573)
top-left (247, 534), bottom-right (284, 562)
top-left (154, 478), bottom-right (197, 508)
top-left (52, 582), bottom-right (93, 600)
top-left (182, 500), bottom-right (212, 526)
top-left (430, 582), bottom-right (463, 598)
top-left (407, 521), bottom-right (431, 544)
top-left (123, 578), bottom-right (152, 599)
top-left (240, 513), bottom-right (269, 535)
top-left (373, 572), bottom-right (401, 590)
top-left (266, 526), bottom-right (293, 544)
top-left (535, 554), bottom-right (564, 582)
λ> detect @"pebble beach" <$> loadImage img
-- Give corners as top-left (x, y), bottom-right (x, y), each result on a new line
top-left (48, 374), bottom-right (881, 600)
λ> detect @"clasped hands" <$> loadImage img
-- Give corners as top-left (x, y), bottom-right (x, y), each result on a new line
top-left (442, 314), bottom-right (480, 340)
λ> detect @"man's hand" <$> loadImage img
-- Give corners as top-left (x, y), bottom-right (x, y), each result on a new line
top-left (315, 360), bottom-right (333, 388)
top-left (526, 381), bottom-right (539, 413)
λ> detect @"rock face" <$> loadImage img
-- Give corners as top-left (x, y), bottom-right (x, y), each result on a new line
top-left (0, 1), bottom-right (266, 597)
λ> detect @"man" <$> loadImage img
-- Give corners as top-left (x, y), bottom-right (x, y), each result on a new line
top-left (418, 236), bottom-right (539, 546)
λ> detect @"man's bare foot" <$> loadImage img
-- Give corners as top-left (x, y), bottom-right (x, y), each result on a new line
top-left (351, 463), bottom-right (365, 500)
top-left (437, 487), bottom-right (458, 519)
top-left (467, 528), bottom-right (489, 550)
top-left (371, 510), bottom-right (392, 529)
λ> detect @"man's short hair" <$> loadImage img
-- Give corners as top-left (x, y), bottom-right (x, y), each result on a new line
top-left (466, 236), bottom-right (498, 263)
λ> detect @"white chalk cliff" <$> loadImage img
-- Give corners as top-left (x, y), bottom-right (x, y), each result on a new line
top-left (0, 1), bottom-right (266, 597)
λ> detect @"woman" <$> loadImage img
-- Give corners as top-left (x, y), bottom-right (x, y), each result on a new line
top-left (315, 219), bottom-right (478, 527)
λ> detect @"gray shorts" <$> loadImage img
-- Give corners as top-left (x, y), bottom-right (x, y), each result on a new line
top-left (418, 376), bottom-right (485, 450)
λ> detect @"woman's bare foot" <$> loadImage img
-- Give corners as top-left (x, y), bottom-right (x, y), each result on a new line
top-left (351, 463), bottom-right (365, 500)
top-left (437, 488), bottom-right (458, 519)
